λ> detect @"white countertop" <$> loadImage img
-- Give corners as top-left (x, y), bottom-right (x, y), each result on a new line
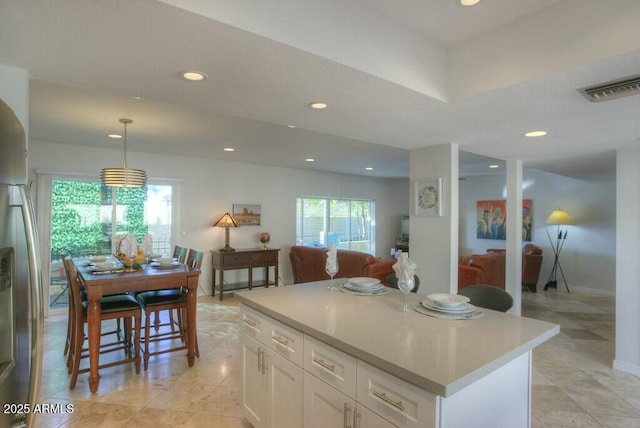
top-left (236, 281), bottom-right (559, 397)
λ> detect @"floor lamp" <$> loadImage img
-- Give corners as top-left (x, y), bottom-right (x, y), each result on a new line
top-left (543, 209), bottom-right (575, 292)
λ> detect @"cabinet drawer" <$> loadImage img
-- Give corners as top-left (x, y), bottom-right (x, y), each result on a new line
top-left (239, 305), bottom-right (267, 343)
top-left (266, 317), bottom-right (304, 367)
top-left (221, 253), bottom-right (251, 267)
top-left (304, 335), bottom-right (357, 398)
top-left (251, 251), bottom-right (278, 264)
top-left (357, 361), bottom-right (436, 428)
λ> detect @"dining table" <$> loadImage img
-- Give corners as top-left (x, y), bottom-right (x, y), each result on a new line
top-left (75, 261), bottom-right (201, 393)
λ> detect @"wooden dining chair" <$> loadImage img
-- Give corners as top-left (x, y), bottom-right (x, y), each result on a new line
top-left (63, 257), bottom-right (142, 389)
top-left (152, 245), bottom-right (189, 332)
top-left (61, 256), bottom-right (125, 369)
top-left (136, 248), bottom-right (202, 370)
top-left (173, 245), bottom-right (188, 263)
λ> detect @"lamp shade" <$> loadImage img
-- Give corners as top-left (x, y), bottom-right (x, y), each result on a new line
top-left (545, 209), bottom-right (575, 225)
top-left (100, 167), bottom-right (147, 187)
top-left (213, 212), bottom-right (238, 228)
top-left (101, 118), bottom-right (147, 188)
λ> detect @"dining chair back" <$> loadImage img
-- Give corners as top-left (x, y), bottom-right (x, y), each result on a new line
top-left (63, 257), bottom-right (142, 389)
top-left (186, 249), bottom-right (203, 269)
top-left (458, 284), bottom-right (513, 312)
top-left (173, 245), bottom-right (188, 263)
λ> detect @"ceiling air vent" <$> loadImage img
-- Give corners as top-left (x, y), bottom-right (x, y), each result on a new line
top-left (579, 75), bottom-right (640, 102)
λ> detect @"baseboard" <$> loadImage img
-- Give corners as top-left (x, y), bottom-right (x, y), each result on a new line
top-left (613, 360), bottom-right (640, 376)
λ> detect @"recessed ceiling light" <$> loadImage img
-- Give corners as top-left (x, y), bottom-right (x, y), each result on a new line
top-left (131, 96), bottom-right (142, 100)
top-left (223, 147), bottom-right (235, 152)
top-left (305, 158), bottom-right (315, 162)
top-left (365, 167), bottom-right (374, 171)
top-left (309, 102), bottom-right (328, 109)
top-left (489, 164), bottom-right (500, 169)
top-left (288, 125), bottom-right (296, 128)
top-left (524, 130), bottom-right (547, 138)
top-left (458, 0), bottom-right (481, 6)
top-left (108, 133), bottom-right (122, 139)
top-left (181, 70), bottom-right (207, 81)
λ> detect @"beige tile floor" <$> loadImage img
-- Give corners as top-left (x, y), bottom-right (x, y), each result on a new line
top-left (34, 289), bottom-right (640, 427)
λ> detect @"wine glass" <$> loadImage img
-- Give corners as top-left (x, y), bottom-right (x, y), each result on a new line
top-left (397, 274), bottom-right (415, 312)
top-left (326, 258), bottom-right (339, 291)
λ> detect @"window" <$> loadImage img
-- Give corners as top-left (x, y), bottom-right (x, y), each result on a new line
top-left (296, 197), bottom-right (375, 254)
top-left (50, 180), bottom-right (174, 258)
top-left (47, 177), bottom-right (176, 311)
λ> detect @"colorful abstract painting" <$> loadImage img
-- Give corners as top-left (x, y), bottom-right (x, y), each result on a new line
top-left (476, 199), bottom-right (532, 241)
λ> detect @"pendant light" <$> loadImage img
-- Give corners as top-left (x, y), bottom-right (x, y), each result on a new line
top-left (100, 118), bottom-right (147, 187)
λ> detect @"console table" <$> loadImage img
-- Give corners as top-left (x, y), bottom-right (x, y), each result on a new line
top-left (211, 248), bottom-right (280, 301)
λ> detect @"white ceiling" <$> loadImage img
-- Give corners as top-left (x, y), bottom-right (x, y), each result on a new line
top-left (1, 0), bottom-right (639, 179)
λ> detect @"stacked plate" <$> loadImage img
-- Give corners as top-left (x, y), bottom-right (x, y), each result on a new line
top-left (343, 277), bottom-right (386, 294)
top-left (150, 258), bottom-right (180, 269)
top-left (422, 293), bottom-right (475, 314)
top-left (90, 260), bottom-right (124, 273)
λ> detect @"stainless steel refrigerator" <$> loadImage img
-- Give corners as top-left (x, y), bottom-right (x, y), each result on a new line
top-left (0, 98), bottom-right (44, 427)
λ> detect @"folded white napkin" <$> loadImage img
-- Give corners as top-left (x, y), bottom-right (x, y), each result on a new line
top-left (326, 244), bottom-right (338, 272)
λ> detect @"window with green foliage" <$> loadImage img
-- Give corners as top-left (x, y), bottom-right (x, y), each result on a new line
top-left (50, 179), bottom-right (173, 258)
top-left (296, 197), bottom-right (375, 254)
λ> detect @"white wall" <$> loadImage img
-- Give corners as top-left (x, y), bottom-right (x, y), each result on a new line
top-left (459, 169), bottom-right (616, 295)
top-left (614, 146), bottom-right (640, 375)
top-left (29, 139), bottom-right (409, 294)
top-left (409, 143), bottom-right (458, 295)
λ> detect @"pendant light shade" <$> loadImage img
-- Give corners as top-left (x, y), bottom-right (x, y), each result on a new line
top-left (100, 118), bottom-right (147, 188)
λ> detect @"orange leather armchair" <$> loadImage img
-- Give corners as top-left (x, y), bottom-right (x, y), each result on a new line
top-left (289, 246), bottom-right (395, 285)
top-left (521, 244), bottom-right (543, 292)
top-left (458, 244), bottom-right (543, 292)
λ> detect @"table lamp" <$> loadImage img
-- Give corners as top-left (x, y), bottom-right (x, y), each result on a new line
top-left (213, 212), bottom-right (238, 252)
top-left (543, 209), bottom-right (575, 292)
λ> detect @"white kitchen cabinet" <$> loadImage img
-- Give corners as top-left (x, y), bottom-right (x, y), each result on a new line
top-left (240, 333), bottom-right (268, 428)
top-left (240, 307), bottom-right (304, 428)
top-left (303, 371), bottom-right (355, 428)
top-left (357, 360), bottom-right (436, 428)
top-left (354, 404), bottom-right (396, 428)
top-left (267, 347), bottom-right (304, 428)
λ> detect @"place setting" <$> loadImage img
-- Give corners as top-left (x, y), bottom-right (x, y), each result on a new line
top-left (340, 277), bottom-right (391, 296)
top-left (149, 256), bottom-right (181, 270)
top-left (414, 293), bottom-right (484, 320)
top-left (88, 258), bottom-right (125, 275)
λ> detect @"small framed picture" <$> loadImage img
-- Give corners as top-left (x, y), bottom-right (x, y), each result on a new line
top-left (233, 204), bottom-right (261, 226)
top-left (414, 178), bottom-right (442, 217)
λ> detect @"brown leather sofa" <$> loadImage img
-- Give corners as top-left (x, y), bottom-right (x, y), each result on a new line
top-left (289, 246), bottom-right (395, 285)
top-left (458, 244), bottom-right (543, 292)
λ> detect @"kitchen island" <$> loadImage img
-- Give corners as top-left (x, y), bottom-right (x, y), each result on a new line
top-left (237, 281), bottom-right (558, 428)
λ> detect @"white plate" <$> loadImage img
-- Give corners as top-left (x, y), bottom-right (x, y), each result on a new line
top-left (421, 300), bottom-right (475, 314)
top-left (342, 284), bottom-right (389, 295)
top-left (89, 256), bottom-right (107, 263)
top-left (347, 277), bottom-right (380, 287)
top-left (93, 262), bottom-right (122, 271)
top-left (426, 293), bottom-right (470, 309)
top-left (344, 282), bottom-right (384, 292)
top-left (150, 261), bottom-right (180, 268)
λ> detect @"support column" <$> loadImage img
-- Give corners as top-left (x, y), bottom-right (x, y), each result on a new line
top-left (505, 160), bottom-right (523, 315)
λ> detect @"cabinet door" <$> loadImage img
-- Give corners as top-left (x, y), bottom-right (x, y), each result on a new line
top-left (355, 405), bottom-right (396, 428)
top-left (267, 350), bottom-right (304, 428)
top-left (240, 333), bottom-right (268, 428)
top-left (304, 372), bottom-right (355, 428)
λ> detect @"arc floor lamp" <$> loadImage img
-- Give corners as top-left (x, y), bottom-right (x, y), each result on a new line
top-left (543, 209), bottom-right (575, 292)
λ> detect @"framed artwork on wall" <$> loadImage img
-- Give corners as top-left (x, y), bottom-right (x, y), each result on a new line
top-left (476, 199), bottom-right (532, 240)
top-left (233, 204), bottom-right (261, 226)
top-left (414, 178), bottom-right (442, 217)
